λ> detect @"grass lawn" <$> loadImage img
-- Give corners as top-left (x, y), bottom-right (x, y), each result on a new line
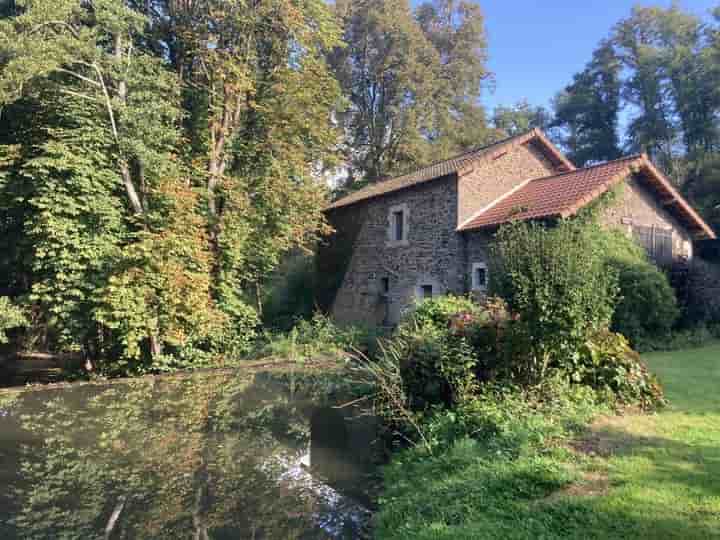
top-left (579, 342), bottom-right (720, 539)
top-left (375, 342), bottom-right (720, 539)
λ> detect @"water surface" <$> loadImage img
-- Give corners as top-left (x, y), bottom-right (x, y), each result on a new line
top-left (0, 369), bottom-right (376, 539)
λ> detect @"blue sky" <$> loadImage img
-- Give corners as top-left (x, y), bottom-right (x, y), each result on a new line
top-left (421, 0), bottom-right (718, 111)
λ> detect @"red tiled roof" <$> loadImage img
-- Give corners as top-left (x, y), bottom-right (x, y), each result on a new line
top-left (460, 155), bottom-right (716, 239)
top-left (327, 129), bottom-right (574, 210)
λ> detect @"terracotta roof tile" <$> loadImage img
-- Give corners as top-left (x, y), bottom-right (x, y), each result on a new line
top-left (327, 129), bottom-right (573, 210)
top-left (460, 154), bottom-right (716, 239)
top-left (460, 156), bottom-right (641, 230)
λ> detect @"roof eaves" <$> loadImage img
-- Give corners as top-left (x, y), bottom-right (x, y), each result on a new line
top-left (638, 155), bottom-right (716, 239)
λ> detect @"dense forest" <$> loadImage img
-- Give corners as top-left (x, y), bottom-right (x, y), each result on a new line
top-left (0, 1), bottom-right (718, 372)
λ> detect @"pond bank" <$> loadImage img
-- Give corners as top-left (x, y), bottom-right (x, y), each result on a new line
top-left (0, 351), bottom-right (347, 390)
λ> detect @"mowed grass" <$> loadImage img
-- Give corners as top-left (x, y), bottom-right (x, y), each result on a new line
top-left (375, 343), bottom-right (720, 539)
top-left (579, 342), bottom-right (720, 539)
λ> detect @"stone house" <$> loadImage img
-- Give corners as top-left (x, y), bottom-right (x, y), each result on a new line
top-left (317, 129), bottom-right (716, 326)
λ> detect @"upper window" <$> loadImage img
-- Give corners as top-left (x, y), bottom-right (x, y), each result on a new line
top-left (471, 262), bottom-right (488, 291)
top-left (387, 204), bottom-right (409, 246)
top-left (392, 210), bottom-right (404, 242)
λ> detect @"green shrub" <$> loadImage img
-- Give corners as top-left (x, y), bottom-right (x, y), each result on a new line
top-left (683, 258), bottom-right (720, 327)
top-left (394, 296), bottom-right (487, 409)
top-left (609, 257), bottom-right (679, 345)
top-left (424, 376), bottom-right (601, 455)
top-left (0, 296), bottom-right (26, 344)
top-left (579, 330), bottom-right (666, 409)
top-left (261, 253), bottom-right (318, 331)
top-left (403, 295), bottom-right (482, 330)
top-left (256, 312), bottom-right (382, 363)
top-left (634, 324), bottom-right (720, 352)
top-left (490, 221), bottom-right (618, 383)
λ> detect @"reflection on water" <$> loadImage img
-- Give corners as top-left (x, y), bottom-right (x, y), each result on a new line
top-left (0, 370), bottom-right (376, 539)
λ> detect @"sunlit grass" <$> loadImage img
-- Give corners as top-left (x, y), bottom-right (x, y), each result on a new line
top-left (576, 342), bottom-right (720, 539)
top-left (375, 342), bottom-right (720, 539)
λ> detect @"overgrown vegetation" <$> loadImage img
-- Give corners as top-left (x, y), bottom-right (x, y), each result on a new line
top-left (0, 297), bottom-right (25, 344)
top-left (374, 343), bottom-right (720, 539)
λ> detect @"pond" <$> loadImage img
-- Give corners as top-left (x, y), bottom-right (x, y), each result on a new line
top-left (0, 369), bottom-right (378, 539)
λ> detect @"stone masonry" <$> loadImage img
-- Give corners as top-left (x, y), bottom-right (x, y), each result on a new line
top-left (319, 133), bottom-right (713, 327)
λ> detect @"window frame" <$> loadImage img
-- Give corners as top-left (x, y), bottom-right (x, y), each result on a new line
top-left (387, 203), bottom-right (410, 247)
top-left (471, 262), bottom-right (488, 292)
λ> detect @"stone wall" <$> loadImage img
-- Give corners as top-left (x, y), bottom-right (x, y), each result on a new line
top-left (600, 174), bottom-right (694, 260)
top-left (457, 141), bottom-right (558, 226)
top-left (326, 174), bottom-right (463, 326)
top-left (322, 141), bottom-right (560, 326)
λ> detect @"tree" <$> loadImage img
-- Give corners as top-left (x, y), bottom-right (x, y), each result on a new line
top-left (490, 221), bottom-right (619, 383)
top-left (330, 0), bottom-right (494, 183)
top-left (552, 41), bottom-right (623, 166)
top-left (613, 7), bottom-right (681, 172)
top-left (415, 0), bottom-right (495, 155)
top-left (0, 0), bottom-right (343, 369)
top-left (492, 100), bottom-right (551, 137)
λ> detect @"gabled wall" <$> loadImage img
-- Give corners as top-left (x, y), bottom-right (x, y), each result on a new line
top-left (321, 174), bottom-right (462, 326)
top-left (457, 141), bottom-right (558, 227)
top-left (601, 174), bottom-right (694, 261)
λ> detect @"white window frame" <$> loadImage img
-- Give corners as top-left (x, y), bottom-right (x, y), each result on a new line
top-left (387, 203), bottom-right (410, 247)
top-left (471, 262), bottom-right (488, 292)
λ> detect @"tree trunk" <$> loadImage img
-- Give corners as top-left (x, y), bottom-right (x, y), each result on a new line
top-left (149, 334), bottom-right (163, 358)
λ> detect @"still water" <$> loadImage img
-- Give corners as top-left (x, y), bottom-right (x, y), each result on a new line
top-left (0, 370), bottom-right (376, 539)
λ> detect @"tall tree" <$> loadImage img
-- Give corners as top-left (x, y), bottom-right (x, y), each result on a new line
top-left (552, 41), bottom-right (623, 166)
top-left (492, 100), bottom-right (551, 137)
top-left (415, 0), bottom-right (494, 155)
top-left (613, 7), bottom-right (679, 171)
top-left (0, 0), bottom-right (343, 367)
top-left (330, 0), bottom-right (493, 183)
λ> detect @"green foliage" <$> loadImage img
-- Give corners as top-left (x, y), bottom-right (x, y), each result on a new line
top-left (330, 0), bottom-right (495, 183)
top-left (633, 324), bottom-right (720, 353)
top-left (375, 379), bottom-right (604, 539)
top-left (579, 330), bottom-right (666, 409)
top-left (490, 221), bottom-right (619, 383)
top-left (402, 295), bottom-right (481, 330)
top-left (609, 258), bottom-right (679, 345)
top-left (492, 100), bottom-right (551, 136)
top-left (552, 41), bottom-right (623, 166)
top-left (256, 312), bottom-right (380, 364)
top-left (0, 0), bottom-right (343, 373)
top-left (392, 296), bottom-right (487, 409)
top-left (0, 296), bottom-right (25, 344)
top-left (261, 253), bottom-right (318, 331)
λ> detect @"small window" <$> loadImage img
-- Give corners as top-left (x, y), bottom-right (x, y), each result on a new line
top-left (421, 284), bottom-right (433, 299)
top-left (392, 210), bottom-right (404, 241)
top-left (381, 277), bottom-right (390, 294)
top-left (387, 204), bottom-right (409, 245)
top-left (471, 262), bottom-right (488, 291)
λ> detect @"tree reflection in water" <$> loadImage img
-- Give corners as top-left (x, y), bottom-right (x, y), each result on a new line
top-left (0, 371), bottom-right (372, 539)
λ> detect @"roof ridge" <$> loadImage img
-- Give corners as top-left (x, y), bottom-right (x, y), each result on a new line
top-left (374, 129), bottom-right (535, 185)
top-left (529, 154), bottom-right (644, 183)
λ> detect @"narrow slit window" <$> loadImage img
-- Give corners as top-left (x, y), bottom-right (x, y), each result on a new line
top-left (421, 284), bottom-right (433, 299)
top-left (381, 277), bottom-right (390, 294)
top-left (393, 210), bottom-right (404, 241)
